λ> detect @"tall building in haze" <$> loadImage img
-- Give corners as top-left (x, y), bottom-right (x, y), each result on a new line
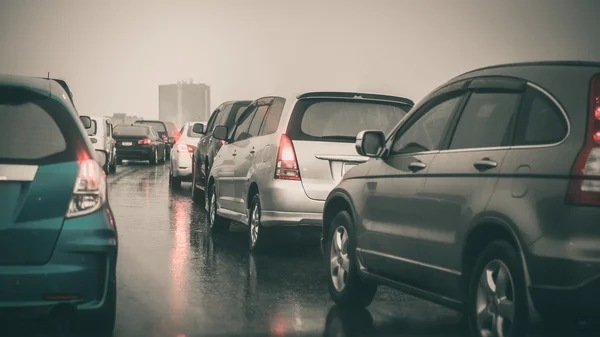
top-left (158, 81), bottom-right (211, 128)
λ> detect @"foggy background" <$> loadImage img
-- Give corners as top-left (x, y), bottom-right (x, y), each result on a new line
top-left (1, 0), bottom-right (599, 119)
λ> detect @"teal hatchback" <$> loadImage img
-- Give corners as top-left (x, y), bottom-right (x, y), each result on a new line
top-left (0, 74), bottom-right (118, 335)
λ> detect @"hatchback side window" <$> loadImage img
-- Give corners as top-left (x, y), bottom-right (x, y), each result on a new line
top-left (260, 98), bottom-right (284, 136)
top-left (233, 107), bottom-right (258, 142)
top-left (391, 96), bottom-right (461, 155)
top-left (513, 87), bottom-right (568, 146)
top-left (247, 105), bottom-right (270, 138)
top-left (449, 92), bottom-right (521, 150)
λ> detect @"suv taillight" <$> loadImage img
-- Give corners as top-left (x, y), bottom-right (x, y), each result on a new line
top-left (274, 134), bottom-right (300, 180)
top-left (66, 157), bottom-right (107, 218)
top-left (566, 73), bottom-right (600, 206)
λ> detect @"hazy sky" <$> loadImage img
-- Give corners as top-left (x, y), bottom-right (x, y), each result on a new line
top-left (1, 0), bottom-right (599, 119)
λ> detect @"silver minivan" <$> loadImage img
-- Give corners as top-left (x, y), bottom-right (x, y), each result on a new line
top-left (206, 92), bottom-right (413, 251)
top-left (87, 116), bottom-right (117, 174)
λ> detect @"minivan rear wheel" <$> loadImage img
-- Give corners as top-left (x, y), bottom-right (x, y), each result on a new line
top-left (208, 183), bottom-right (230, 233)
top-left (327, 210), bottom-right (377, 308)
top-left (249, 194), bottom-right (269, 252)
top-left (467, 240), bottom-right (528, 337)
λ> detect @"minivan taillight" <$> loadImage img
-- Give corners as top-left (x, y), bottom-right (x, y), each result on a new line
top-left (66, 158), bottom-right (107, 218)
top-left (274, 134), bottom-right (300, 180)
top-left (138, 138), bottom-right (151, 145)
top-left (566, 73), bottom-right (600, 206)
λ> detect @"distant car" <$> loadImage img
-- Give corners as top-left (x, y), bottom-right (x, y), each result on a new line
top-left (0, 74), bottom-right (118, 335)
top-left (206, 92), bottom-right (413, 252)
top-left (114, 124), bottom-right (167, 165)
top-left (191, 100), bottom-right (252, 204)
top-left (169, 121), bottom-right (206, 188)
top-left (322, 61), bottom-right (600, 337)
top-left (134, 120), bottom-right (179, 159)
top-left (86, 116), bottom-right (117, 174)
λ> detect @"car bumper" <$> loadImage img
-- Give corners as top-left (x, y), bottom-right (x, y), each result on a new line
top-left (116, 147), bottom-right (153, 160)
top-left (0, 206), bottom-right (118, 319)
top-left (260, 179), bottom-right (324, 228)
top-left (171, 151), bottom-right (193, 179)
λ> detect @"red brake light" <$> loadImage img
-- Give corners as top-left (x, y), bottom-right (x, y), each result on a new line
top-left (163, 136), bottom-right (169, 142)
top-left (138, 138), bottom-right (151, 145)
top-left (566, 73), bottom-right (600, 206)
top-left (177, 143), bottom-right (196, 153)
top-left (274, 134), bottom-right (300, 180)
top-left (67, 158), bottom-right (106, 218)
top-left (219, 139), bottom-right (226, 146)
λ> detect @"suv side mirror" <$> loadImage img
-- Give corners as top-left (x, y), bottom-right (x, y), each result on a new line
top-left (213, 125), bottom-right (229, 141)
top-left (80, 116), bottom-right (92, 129)
top-left (192, 123), bottom-right (205, 134)
top-left (356, 130), bottom-right (385, 157)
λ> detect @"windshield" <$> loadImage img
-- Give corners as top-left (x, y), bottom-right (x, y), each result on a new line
top-left (114, 125), bottom-right (149, 137)
top-left (136, 121), bottom-right (166, 133)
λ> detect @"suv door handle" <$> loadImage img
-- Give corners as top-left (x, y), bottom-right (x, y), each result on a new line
top-left (408, 161), bottom-right (427, 172)
top-left (249, 148), bottom-right (255, 154)
top-left (473, 158), bottom-right (497, 171)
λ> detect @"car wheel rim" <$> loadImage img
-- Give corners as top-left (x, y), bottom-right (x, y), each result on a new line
top-left (475, 259), bottom-right (515, 337)
top-left (210, 192), bottom-right (216, 227)
top-left (330, 225), bottom-right (350, 292)
top-left (250, 203), bottom-right (260, 247)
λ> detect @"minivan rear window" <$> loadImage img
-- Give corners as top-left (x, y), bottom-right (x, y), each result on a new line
top-left (136, 121), bottom-right (166, 133)
top-left (114, 126), bottom-right (149, 137)
top-left (86, 120), bottom-right (97, 136)
top-left (287, 99), bottom-right (411, 142)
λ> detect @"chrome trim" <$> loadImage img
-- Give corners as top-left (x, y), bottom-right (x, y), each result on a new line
top-left (0, 164), bottom-right (38, 182)
top-left (358, 248), bottom-right (461, 276)
top-left (315, 154), bottom-right (369, 163)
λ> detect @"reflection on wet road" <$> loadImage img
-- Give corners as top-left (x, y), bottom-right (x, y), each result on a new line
top-left (3, 162), bottom-right (599, 337)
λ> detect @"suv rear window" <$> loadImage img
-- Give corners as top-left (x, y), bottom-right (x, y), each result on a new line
top-left (136, 121), bottom-right (166, 133)
top-left (287, 99), bottom-right (410, 142)
top-left (114, 126), bottom-right (149, 137)
top-left (0, 88), bottom-right (71, 163)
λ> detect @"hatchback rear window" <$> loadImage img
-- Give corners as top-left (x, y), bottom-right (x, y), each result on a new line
top-left (114, 126), bottom-right (149, 137)
top-left (136, 121), bottom-right (166, 133)
top-left (0, 99), bottom-right (67, 162)
top-left (287, 99), bottom-right (410, 142)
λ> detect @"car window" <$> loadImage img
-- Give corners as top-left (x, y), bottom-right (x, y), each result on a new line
top-left (513, 88), bottom-right (567, 146)
top-left (87, 120), bottom-right (97, 136)
top-left (248, 105), bottom-right (269, 138)
top-left (0, 101), bottom-right (67, 161)
top-left (215, 104), bottom-right (232, 126)
top-left (289, 99), bottom-right (410, 143)
top-left (391, 96), bottom-right (461, 155)
top-left (230, 104), bottom-right (250, 126)
top-left (136, 121), bottom-right (166, 133)
top-left (105, 121), bottom-right (111, 137)
top-left (233, 107), bottom-right (257, 142)
top-left (260, 98), bottom-right (284, 136)
top-left (114, 126), bottom-right (149, 137)
top-left (206, 108), bottom-right (220, 133)
top-left (449, 92), bottom-right (521, 150)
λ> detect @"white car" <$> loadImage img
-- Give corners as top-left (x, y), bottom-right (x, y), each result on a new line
top-left (169, 121), bottom-right (206, 188)
top-left (87, 116), bottom-right (117, 174)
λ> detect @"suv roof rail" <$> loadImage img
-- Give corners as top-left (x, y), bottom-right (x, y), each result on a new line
top-left (297, 91), bottom-right (414, 106)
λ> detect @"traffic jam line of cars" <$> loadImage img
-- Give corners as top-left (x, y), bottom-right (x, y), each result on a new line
top-left (2, 60), bottom-right (600, 337)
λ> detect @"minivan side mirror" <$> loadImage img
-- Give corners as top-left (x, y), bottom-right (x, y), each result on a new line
top-left (213, 125), bottom-right (229, 141)
top-left (192, 123), bottom-right (205, 134)
top-left (80, 116), bottom-right (92, 129)
top-left (356, 130), bottom-right (385, 157)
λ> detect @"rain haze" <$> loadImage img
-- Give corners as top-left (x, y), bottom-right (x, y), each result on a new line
top-left (1, 0), bottom-right (599, 118)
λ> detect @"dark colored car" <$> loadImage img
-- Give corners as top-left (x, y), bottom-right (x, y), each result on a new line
top-left (0, 74), bottom-right (118, 335)
top-left (114, 124), bottom-right (167, 165)
top-left (134, 120), bottom-right (179, 159)
top-left (191, 100), bottom-right (251, 204)
top-left (322, 61), bottom-right (600, 337)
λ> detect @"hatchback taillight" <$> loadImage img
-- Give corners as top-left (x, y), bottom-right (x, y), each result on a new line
top-left (66, 157), bottom-right (106, 218)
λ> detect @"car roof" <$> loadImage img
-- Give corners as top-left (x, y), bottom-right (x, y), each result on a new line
top-left (0, 73), bottom-right (79, 112)
top-left (456, 60), bottom-right (600, 78)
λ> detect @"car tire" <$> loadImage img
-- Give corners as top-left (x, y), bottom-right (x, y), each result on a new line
top-left (74, 273), bottom-right (116, 336)
top-left (109, 154), bottom-right (117, 173)
top-left (467, 240), bottom-right (528, 337)
top-left (159, 147), bottom-right (166, 163)
top-left (149, 148), bottom-right (158, 165)
top-left (169, 166), bottom-right (181, 189)
top-left (191, 168), bottom-right (205, 206)
top-left (248, 194), bottom-right (269, 253)
top-left (208, 182), bottom-right (230, 234)
top-left (117, 157), bottom-right (123, 165)
top-left (327, 210), bottom-right (377, 308)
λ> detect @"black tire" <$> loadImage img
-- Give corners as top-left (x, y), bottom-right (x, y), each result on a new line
top-left (149, 148), bottom-right (158, 165)
top-left (117, 157), bottom-right (123, 165)
top-left (159, 147), bottom-right (166, 163)
top-left (169, 166), bottom-right (182, 189)
top-left (467, 240), bottom-right (529, 337)
top-left (109, 154), bottom-right (117, 173)
top-left (248, 194), bottom-right (269, 252)
top-left (208, 182), bottom-right (230, 233)
top-left (327, 210), bottom-right (377, 308)
top-left (323, 306), bottom-right (374, 337)
top-left (191, 168), bottom-right (205, 206)
top-left (74, 273), bottom-right (116, 336)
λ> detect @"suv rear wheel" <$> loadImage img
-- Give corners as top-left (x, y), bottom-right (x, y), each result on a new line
top-left (191, 168), bottom-right (205, 206)
top-left (327, 210), bottom-right (377, 307)
top-left (467, 240), bottom-right (528, 337)
top-left (208, 182), bottom-right (230, 233)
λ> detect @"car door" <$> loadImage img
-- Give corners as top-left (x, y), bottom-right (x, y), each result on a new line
top-left (232, 99), bottom-right (272, 214)
top-left (358, 84), bottom-right (467, 285)
top-left (417, 77), bottom-right (525, 298)
top-left (196, 106), bottom-right (222, 184)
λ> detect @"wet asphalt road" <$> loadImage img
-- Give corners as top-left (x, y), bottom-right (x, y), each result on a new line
top-left (3, 161), bottom-right (599, 337)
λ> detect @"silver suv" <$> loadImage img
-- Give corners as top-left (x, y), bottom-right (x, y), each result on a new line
top-left (206, 92), bottom-right (413, 251)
